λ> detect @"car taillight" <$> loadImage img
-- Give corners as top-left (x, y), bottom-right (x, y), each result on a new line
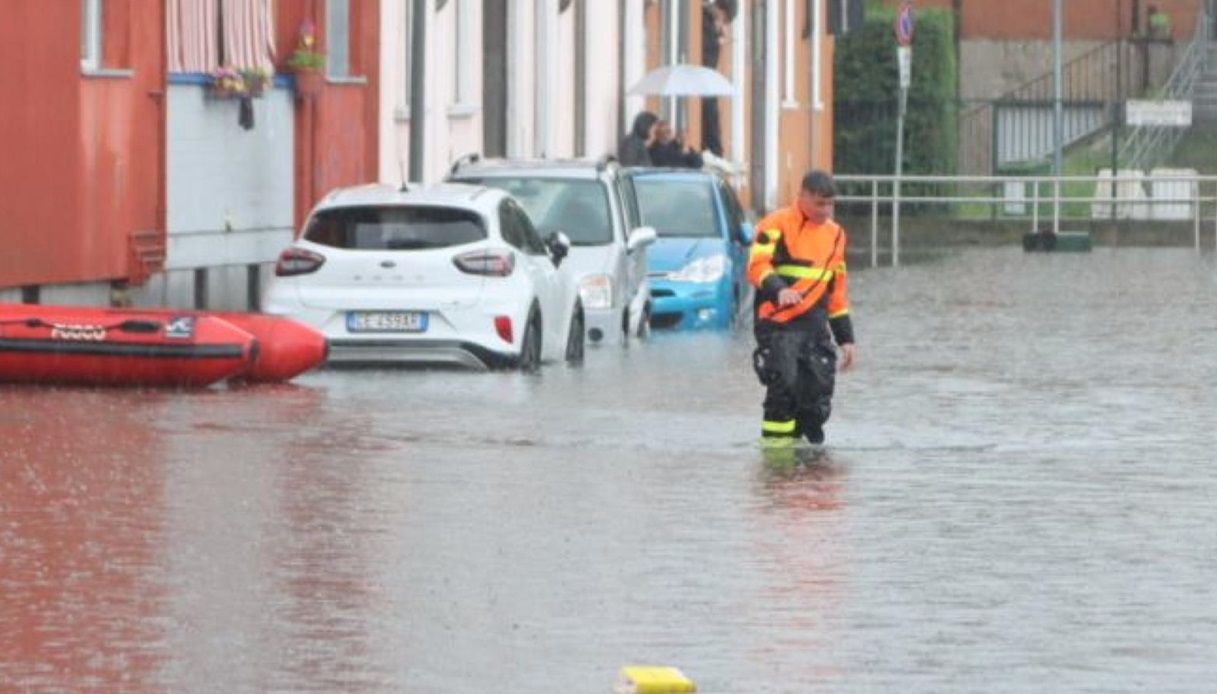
top-left (494, 316), bottom-right (513, 344)
top-left (454, 249), bottom-right (514, 277)
top-left (275, 247), bottom-right (326, 277)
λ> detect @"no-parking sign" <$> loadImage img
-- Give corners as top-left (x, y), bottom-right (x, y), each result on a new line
top-left (895, 2), bottom-right (914, 46)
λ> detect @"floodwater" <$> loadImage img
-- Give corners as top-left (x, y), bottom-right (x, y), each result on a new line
top-left (2, 247), bottom-right (1217, 693)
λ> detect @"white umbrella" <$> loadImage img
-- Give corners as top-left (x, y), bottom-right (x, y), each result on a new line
top-left (627, 64), bottom-right (737, 97)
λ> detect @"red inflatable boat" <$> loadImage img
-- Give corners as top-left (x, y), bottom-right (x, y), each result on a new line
top-left (210, 312), bottom-right (327, 383)
top-left (0, 305), bottom-right (326, 387)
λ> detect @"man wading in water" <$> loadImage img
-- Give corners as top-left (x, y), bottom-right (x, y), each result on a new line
top-left (747, 170), bottom-right (856, 446)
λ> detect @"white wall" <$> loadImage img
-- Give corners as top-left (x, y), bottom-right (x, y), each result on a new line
top-left (165, 84), bottom-right (294, 270)
top-left (508, 0), bottom-right (537, 157)
top-left (585, 0), bottom-right (622, 159)
top-left (379, 0), bottom-right (642, 171)
top-left (380, 0), bottom-right (483, 184)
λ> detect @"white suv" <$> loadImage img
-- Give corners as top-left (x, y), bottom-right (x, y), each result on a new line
top-left (262, 183), bottom-right (584, 371)
top-left (448, 157), bottom-right (657, 344)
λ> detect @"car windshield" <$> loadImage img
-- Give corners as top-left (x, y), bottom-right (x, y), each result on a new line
top-left (462, 177), bottom-right (613, 246)
top-left (633, 178), bottom-right (720, 238)
top-left (303, 205), bottom-right (486, 250)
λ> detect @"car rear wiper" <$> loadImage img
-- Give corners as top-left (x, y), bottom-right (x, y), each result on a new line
top-left (385, 239), bottom-right (437, 250)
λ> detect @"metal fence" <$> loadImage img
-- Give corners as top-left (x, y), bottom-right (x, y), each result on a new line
top-left (834, 173), bottom-right (1217, 267)
top-left (958, 38), bottom-right (1147, 175)
top-left (1118, 1), bottom-right (1215, 171)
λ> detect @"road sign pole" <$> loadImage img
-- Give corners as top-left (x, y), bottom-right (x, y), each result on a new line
top-left (894, 77), bottom-right (906, 268)
top-left (893, 3), bottom-right (913, 268)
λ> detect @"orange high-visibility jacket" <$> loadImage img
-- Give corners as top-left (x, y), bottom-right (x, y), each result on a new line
top-left (747, 202), bottom-right (853, 342)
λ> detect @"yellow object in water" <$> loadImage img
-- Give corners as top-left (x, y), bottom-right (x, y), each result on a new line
top-left (614, 666), bottom-right (696, 693)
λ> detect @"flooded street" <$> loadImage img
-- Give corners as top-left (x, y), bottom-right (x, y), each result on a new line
top-left (3, 247), bottom-right (1217, 692)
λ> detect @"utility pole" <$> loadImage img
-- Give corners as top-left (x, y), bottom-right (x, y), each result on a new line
top-left (1052, 0), bottom-right (1063, 234)
top-left (1111, 0), bottom-right (1122, 187)
top-left (1052, 0), bottom-right (1063, 177)
top-left (893, 1), bottom-right (914, 267)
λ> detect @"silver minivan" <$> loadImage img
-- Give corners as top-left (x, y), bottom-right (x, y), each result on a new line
top-left (449, 157), bottom-right (657, 345)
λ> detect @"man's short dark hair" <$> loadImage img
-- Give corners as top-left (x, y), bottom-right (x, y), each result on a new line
top-left (801, 170), bottom-right (836, 198)
top-left (715, 0), bottom-right (739, 22)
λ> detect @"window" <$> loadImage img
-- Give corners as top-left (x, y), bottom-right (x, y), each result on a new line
top-left (166, 0), bottom-right (273, 74)
top-left (303, 206), bottom-right (486, 250)
top-left (453, 0), bottom-right (475, 107)
top-left (634, 179), bottom-right (719, 238)
top-left (498, 200), bottom-right (547, 255)
top-left (782, 0), bottom-right (797, 107)
top-left (464, 178), bottom-right (613, 246)
top-left (720, 182), bottom-right (747, 242)
top-left (618, 177), bottom-right (642, 231)
top-left (498, 200), bottom-right (525, 250)
top-left (81, 0), bottom-right (102, 71)
top-left (327, 0), bottom-right (350, 78)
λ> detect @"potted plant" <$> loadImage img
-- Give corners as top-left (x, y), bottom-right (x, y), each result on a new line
top-left (240, 67), bottom-right (272, 98)
top-left (209, 66), bottom-right (247, 99)
top-left (287, 19), bottom-right (326, 98)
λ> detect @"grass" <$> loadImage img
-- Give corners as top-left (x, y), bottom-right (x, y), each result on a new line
top-left (1166, 123), bottom-right (1217, 175)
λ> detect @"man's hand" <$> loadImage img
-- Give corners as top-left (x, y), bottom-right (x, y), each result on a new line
top-left (838, 343), bottom-right (856, 371)
top-left (777, 288), bottom-right (802, 307)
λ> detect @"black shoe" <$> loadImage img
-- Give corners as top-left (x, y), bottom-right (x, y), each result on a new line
top-left (804, 423), bottom-right (825, 445)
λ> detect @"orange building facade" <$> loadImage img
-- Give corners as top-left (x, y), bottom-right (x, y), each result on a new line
top-left (643, 0), bottom-right (836, 213)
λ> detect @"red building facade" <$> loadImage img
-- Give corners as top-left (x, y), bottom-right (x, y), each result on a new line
top-left (0, 0), bottom-right (380, 301)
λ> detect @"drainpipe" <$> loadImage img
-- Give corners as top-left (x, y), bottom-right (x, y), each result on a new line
top-left (409, 0), bottom-right (427, 182)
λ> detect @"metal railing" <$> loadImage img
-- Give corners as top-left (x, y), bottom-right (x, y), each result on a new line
top-left (1119, 1), bottom-right (1215, 171)
top-left (834, 173), bottom-right (1217, 267)
top-left (958, 38), bottom-right (1144, 174)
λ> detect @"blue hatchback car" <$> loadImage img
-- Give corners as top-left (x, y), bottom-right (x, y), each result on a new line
top-left (626, 170), bottom-right (753, 331)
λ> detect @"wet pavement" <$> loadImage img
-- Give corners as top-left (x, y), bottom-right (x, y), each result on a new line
top-left (3, 247), bottom-right (1217, 692)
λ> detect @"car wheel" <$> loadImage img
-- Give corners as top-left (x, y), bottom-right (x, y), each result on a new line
top-left (519, 310), bottom-right (542, 373)
top-left (636, 303), bottom-right (651, 340)
top-left (729, 285), bottom-right (741, 330)
top-left (565, 307), bottom-right (585, 365)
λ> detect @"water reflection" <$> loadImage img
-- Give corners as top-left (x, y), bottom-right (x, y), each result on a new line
top-left (0, 388), bottom-right (169, 690)
top-left (747, 448), bottom-right (850, 688)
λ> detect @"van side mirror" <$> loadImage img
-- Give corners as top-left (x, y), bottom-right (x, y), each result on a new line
top-left (627, 226), bottom-right (658, 253)
top-left (546, 231), bottom-right (571, 267)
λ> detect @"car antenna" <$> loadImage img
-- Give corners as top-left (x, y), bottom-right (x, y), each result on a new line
top-left (398, 156), bottom-right (409, 193)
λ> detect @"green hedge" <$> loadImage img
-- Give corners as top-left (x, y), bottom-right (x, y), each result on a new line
top-left (833, 3), bottom-right (958, 176)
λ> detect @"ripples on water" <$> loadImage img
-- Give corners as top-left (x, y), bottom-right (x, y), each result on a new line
top-left (2, 248), bottom-right (1216, 692)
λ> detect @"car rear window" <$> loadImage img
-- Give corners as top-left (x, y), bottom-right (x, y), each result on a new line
top-left (634, 179), bottom-right (719, 238)
top-left (303, 206), bottom-right (486, 250)
top-left (459, 177), bottom-right (613, 246)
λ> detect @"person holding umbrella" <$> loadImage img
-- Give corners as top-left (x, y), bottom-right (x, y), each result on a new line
top-left (648, 119), bottom-right (704, 169)
top-left (618, 111), bottom-right (660, 166)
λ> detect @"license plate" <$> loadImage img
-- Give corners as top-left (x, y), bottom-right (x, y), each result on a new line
top-left (346, 311), bottom-right (428, 333)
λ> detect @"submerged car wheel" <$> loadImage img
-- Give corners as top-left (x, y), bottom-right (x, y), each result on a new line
top-left (518, 310), bottom-right (542, 373)
top-left (565, 307), bottom-right (585, 365)
top-left (636, 303), bottom-right (651, 340)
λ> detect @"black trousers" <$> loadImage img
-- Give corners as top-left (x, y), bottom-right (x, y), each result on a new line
top-left (755, 319), bottom-right (837, 439)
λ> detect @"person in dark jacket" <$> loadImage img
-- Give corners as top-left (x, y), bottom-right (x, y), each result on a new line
top-left (618, 111), bottom-right (660, 166)
top-left (701, 0), bottom-right (737, 156)
top-left (648, 120), bottom-right (704, 169)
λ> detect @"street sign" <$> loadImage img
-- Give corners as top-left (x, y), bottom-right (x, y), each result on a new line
top-left (895, 2), bottom-right (914, 46)
top-left (897, 46), bottom-right (911, 89)
top-left (1126, 100), bottom-right (1193, 127)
